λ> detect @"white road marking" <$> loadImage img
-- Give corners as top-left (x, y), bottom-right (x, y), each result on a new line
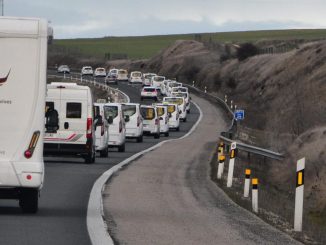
top-left (87, 102), bottom-right (203, 245)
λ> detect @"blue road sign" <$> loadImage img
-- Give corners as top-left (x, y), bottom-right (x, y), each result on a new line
top-left (234, 110), bottom-right (245, 120)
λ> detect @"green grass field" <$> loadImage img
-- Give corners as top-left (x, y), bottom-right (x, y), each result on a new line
top-left (53, 29), bottom-right (326, 59)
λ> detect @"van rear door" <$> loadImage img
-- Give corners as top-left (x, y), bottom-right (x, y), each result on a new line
top-left (60, 88), bottom-right (87, 144)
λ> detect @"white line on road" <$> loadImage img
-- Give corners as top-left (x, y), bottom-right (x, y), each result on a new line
top-left (86, 102), bottom-right (203, 245)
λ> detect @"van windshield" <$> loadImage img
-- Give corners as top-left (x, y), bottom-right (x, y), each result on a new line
top-left (167, 105), bottom-right (176, 113)
top-left (157, 107), bottom-right (165, 117)
top-left (132, 72), bottom-right (141, 77)
top-left (172, 93), bottom-right (187, 98)
top-left (119, 70), bottom-right (127, 74)
top-left (104, 106), bottom-right (118, 119)
top-left (153, 76), bottom-right (164, 82)
top-left (141, 107), bottom-right (155, 120)
top-left (164, 98), bottom-right (183, 105)
top-left (123, 105), bottom-right (136, 117)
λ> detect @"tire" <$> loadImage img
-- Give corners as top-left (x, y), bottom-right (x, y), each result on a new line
top-left (164, 132), bottom-right (169, 137)
top-left (187, 109), bottom-right (190, 113)
top-left (118, 143), bottom-right (125, 152)
top-left (85, 147), bottom-right (96, 164)
top-left (154, 97), bottom-right (158, 102)
top-left (100, 146), bottom-right (109, 158)
top-left (176, 126), bottom-right (180, 132)
top-left (141, 97), bottom-right (143, 101)
top-left (136, 135), bottom-right (143, 143)
top-left (183, 117), bottom-right (187, 122)
top-left (19, 188), bottom-right (39, 213)
top-left (154, 133), bottom-right (160, 139)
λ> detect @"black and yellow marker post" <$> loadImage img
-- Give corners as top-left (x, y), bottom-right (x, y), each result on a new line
top-left (252, 178), bottom-right (258, 213)
top-left (244, 169), bottom-right (251, 198)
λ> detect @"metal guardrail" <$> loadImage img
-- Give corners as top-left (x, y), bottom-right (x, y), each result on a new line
top-left (47, 73), bottom-right (130, 103)
top-left (185, 83), bottom-right (284, 161)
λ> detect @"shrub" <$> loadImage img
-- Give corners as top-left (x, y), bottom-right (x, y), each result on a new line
top-left (237, 43), bottom-right (259, 61)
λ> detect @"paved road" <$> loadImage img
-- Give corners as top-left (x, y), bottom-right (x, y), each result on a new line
top-left (0, 77), bottom-right (199, 245)
top-left (103, 94), bottom-right (301, 245)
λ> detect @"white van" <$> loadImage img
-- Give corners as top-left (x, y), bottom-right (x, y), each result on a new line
top-left (152, 75), bottom-right (165, 93)
top-left (0, 17), bottom-right (48, 213)
top-left (117, 69), bottom-right (128, 82)
top-left (163, 97), bottom-right (187, 122)
top-left (44, 83), bottom-right (97, 164)
top-left (156, 105), bottom-right (169, 137)
top-left (104, 103), bottom-right (126, 152)
top-left (94, 102), bottom-right (109, 157)
top-left (129, 71), bottom-right (143, 84)
top-left (171, 91), bottom-right (191, 113)
top-left (142, 73), bottom-right (156, 86)
top-left (140, 105), bottom-right (160, 139)
top-left (122, 103), bottom-right (143, 142)
top-left (161, 103), bottom-right (180, 131)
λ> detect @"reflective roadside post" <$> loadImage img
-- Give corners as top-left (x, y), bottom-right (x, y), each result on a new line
top-left (227, 142), bottom-right (237, 187)
top-left (244, 169), bottom-right (251, 198)
top-left (252, 178), bottom-right (259, 213)
top-left (294, 158), bottom-right (305, 232)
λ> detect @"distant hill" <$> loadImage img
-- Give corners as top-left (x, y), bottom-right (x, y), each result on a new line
top-left (51, 29), bottom-right (326, 60)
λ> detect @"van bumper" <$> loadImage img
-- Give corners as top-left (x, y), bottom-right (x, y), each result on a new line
top-left (43, 142), bottom-right (92, 156)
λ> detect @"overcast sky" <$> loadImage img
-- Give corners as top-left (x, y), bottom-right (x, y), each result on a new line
top-left (4, 0), bottom-right (326, 39)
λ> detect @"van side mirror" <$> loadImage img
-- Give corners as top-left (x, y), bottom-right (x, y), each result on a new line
top-left (159, 117), bottom-right (163, 121)
top-left (125, 115), bottom-right (130, 122)
top-left (107, 116), bottom-right (113, 124)
top-left (168, 113), bottom-right (172, 118)
top-left (179, 110), bottom-right (182, 114)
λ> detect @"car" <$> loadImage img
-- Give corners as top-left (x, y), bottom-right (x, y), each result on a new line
top-left (117, 69), bottom-right (128, 82)
top-left (104, 103), bottom-right (126, 152)
top-left (105, 68), bottom-right (118, 84)
top-left (57, 65), bottom-right (70, 74)
top-left (161, 103), bottom-right (180, 131)
top-left (129, 71), bottom-right (143, 84)
top-left (94, 102), bottom-right (109, 157)
top-left (140, 105), bottom-right (160, 139)
top-left (94, 67), bottom-right (106, 77)
top-left (155, 104), bottom-right (169, 137)
top-left (122, 103), bottom-right (143, 142)
top-left (142, 73), bottom-right (156, 86)
top-left (171, 91), bottom-right (191, 113)
top-left (81, 66), bottom-right (93, 76)
top-left (44, 82), bottom-right (97, 164)
top-left (0, 17), bottom-right (48, 213)
top-left (163, 96), bottom-right (187, 122)
top-left (141, 86), bottom-right (159, 101)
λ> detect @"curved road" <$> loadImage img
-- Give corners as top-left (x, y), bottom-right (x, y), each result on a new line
top-left (103, 94), bottom-right (301, 245)
top-left (0, 78), bottom-right (199, 245)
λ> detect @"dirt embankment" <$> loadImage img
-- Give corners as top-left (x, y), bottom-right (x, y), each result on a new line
top-left (105, 39), bottom-right (326, 243)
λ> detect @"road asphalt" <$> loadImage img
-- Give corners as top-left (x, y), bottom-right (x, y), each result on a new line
top-left (103, 94), bottom-right (301, 245)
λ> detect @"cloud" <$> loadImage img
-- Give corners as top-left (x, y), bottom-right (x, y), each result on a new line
top-left (4, 0), bottom-right (326, 38)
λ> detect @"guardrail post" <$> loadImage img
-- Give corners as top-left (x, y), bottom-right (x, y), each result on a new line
top-left (234, 105), bottom-right (237, 111)
top-left (204, 86), bottom-right (207, 93)
top-left (294, 157), bottom-right (305, 232)
top-left (192, 81), bottom-right (195, 87)
top-left (252, 178), bottom-right (259, 213)
top-left (230, 100), bottom-right (233, 110)
top-left (244, 169), bottom-right (251, 198)
top-left (224, 95), bottom-right (227, 103)
top-left (227, 142), bottom-right (237, 187)
top-left (217, 155), bottom-right (225, 179)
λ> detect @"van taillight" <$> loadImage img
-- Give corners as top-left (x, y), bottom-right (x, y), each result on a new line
top-left (87, 118), bottom-right (92, 138)
top-left (24, 131), bottom-right (40, 159)
top-left (119, 121), bottom-right (122, 133)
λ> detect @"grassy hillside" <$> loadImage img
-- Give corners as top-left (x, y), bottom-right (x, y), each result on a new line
top-left (53, 29), bottom-right (326, 59)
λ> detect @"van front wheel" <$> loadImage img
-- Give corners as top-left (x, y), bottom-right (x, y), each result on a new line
top-left (137, 135), bottom-right (143, 143)
top-left (85, 148), bottom-right (96, 164)
top-left (118, 143), bottom-right (125, 152)
top-left (154, 133), bottom-right (160, 139)
top-left (19, 188), bottom-right (39, 213)
top-left (100, 147), bottom-right (109, 158)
